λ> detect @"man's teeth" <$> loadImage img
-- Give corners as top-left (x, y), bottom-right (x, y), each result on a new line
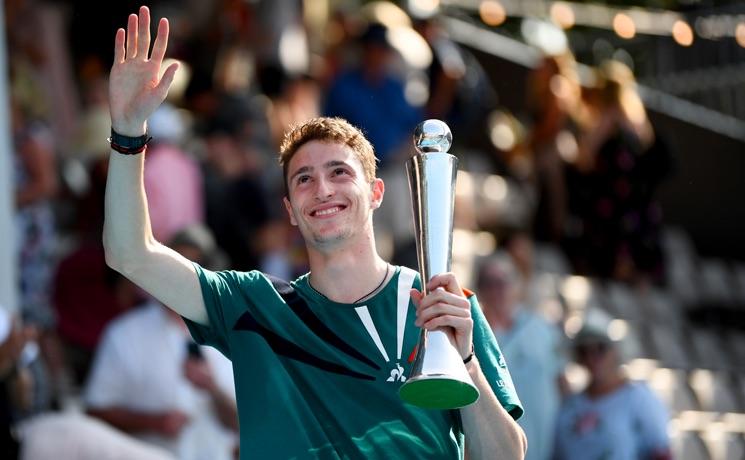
top-left (316, 207), bottom-right (340, 216)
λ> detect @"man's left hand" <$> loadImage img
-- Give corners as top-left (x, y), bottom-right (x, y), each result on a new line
top-left (411, 272), bottom-right (473, 360)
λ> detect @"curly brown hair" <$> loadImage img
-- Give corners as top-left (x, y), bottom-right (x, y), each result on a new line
top-left (278, 117), bottom-right (377, 193)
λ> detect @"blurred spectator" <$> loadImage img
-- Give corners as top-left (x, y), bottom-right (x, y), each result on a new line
top-left (525, 53), bottom-right (582, 243)
top-left (20, 413), bottom-right (176, 460)
top-left (0, 308), bottom-right (37, 459)
top-left (6, 315), bottom-right (173, 460)
top-left (414, 15), bottom-right (497, 143)
top-left (12, 96), bottom-right (57, 328)
top-left (144, 103), bottom-right (205, 244)
top-left (262, 68), bottom-right (321, 152)
top-left (11, 96), bottom-right (64, 405)
top-left (553, 321), bottom-right (671, 460)
top-left (475, 253), bottom-right (566, 460)
top-left (319, 7), bottom-right (364, 86)
top-left (565, 60), bottom-right (671, 284)
top-left (53, 251), bottom-right (141, 387)
top-left (201, 95), bottom-right (284, 273)
top-left (323, 22), bottom-right (422, 167)
top-left (84, 225), bottom-right (237, 460)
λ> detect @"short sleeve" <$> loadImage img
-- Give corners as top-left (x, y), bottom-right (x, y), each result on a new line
top-left (182, 263), bottom-right (262, 360)
top-left (84, 326), bottom-right (129, 408)
top-left (632, 383), bottom-right (671, 454)
top-left (468, 293), bottom-right (524, 420)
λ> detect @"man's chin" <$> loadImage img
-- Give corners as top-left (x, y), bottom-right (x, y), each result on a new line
top-left (309, 231), bottom-right (349, 249)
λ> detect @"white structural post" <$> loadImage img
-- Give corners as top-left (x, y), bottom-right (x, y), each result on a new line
top-left (0, 2), bottom-right (18, 313)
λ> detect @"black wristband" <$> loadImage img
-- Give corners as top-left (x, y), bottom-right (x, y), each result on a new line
top-left (109, 128), bottom-right (152, 155)
top-left (463, 344), bottom-right (475, 364)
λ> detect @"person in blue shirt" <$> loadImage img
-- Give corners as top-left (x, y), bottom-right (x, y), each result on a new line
top-left (323, 22), bottom-right (422, 167)
top-left (553, 323), bottom-right (671, 460)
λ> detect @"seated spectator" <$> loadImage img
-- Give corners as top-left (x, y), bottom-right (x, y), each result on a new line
top-left (1, 307), bottom-right (173, 460)
top-left (53, 245), bottom-right (141, 386)
top-left (553, 321), bottom-right (671, 460)
top-left (20, 413), bottom-right (176, 460)
top-left (84, 226), bottom-right (238, 460)
top-left (476, 253), bottom-right (566, 460)
top-left (0, 308), bottom-right (36, 459)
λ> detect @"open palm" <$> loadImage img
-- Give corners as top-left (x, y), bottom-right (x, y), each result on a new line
top-left (109, 6), bottom-right (178, 136)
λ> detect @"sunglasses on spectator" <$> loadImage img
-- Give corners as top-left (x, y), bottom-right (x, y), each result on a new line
top-left (575, 342), bottom-right (610, 358)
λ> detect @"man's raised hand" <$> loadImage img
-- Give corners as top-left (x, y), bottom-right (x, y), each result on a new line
top-left (109, 6), bottom-right (178, 137)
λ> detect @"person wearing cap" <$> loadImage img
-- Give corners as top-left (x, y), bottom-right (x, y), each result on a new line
top-left (552, 320), bottom-right (671, 460)
top-left (102, 7), bottom-right (526, 459)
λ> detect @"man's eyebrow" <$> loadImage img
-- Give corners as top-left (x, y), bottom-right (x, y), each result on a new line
top-left (290, 160), bottom-right (353, 181)
top-left (325, 160), bottom-right (350, 169)
top-left (289, 165), bottom-right (312, 181)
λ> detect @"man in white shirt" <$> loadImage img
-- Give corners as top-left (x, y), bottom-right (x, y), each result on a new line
top-left (84, 226), bottom-right (238, 460)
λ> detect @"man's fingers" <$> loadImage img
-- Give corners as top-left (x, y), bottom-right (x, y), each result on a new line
top-left (114, 28), bottom-right (125, 63)
top-left (126, 14), bottom-right (138, 58)
top-left (409, 289), bottom-right (423, 307)
top-left (150, 18), bottom-right (170, 63)
top-left (416, 303), bottom-right (470, 327)
top-left (422, 315), bottom-right (473, 333)
top-left (417, 288), bottom-right (470, 310)
top-left (426, 273), bottom-right (462, 296)
top-left (137, 6), bottom-right (151, 59)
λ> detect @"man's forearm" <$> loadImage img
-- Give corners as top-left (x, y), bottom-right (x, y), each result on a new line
top-left (87, 407), bottom-right (167, 435)
top-left (103, 150), bottom-right (154, 272)
top-left (460, 359), bottom-right (527, 460)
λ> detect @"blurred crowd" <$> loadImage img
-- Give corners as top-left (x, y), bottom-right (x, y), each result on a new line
top-left (3, 0), bottom-right (675, 459)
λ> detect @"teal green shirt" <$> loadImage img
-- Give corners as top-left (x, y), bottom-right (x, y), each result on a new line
top-left (184, 264), bottom-right (522, 459)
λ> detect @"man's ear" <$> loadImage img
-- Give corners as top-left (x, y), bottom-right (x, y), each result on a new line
top-left (283, 197), bottom-right (298, 226)
top-left (370, 178), bottom-right (385, 210)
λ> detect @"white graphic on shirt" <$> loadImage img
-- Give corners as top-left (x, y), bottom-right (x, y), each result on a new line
top-left (354, 267), bottom-right (418, 383)
top-left (386, 363), bottom-right (407, 382)
top-left (397, 268), bottom-right (417, 360)
top-left (354, 306), bottom-right (390, 362)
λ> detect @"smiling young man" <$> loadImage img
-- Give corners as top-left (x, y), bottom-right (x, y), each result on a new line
top-left (103, 7), bottom-right (526, 459)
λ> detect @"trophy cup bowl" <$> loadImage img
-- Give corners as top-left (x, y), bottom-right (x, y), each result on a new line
top-left (398, 120), bottom-right (480, 409)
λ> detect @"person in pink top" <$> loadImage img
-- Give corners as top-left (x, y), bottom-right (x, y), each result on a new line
top-left (143, 103), bottom-right (204, 243)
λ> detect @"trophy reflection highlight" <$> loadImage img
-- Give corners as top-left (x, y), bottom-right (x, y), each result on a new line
top-left (398, 120), bottom-right (480, 409)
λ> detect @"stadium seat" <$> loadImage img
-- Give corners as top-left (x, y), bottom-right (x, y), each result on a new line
top-left (699, 259), bottom-right (736, 304)
top-left (670, 430), bottom-right (711, 460)
top-left (649, 368), bottom-right (700, 412)
top-left (648, 324), bottom-right (693, 369)
top-left (689, 370), bottom-right (741, 413)
top-left (604, 282), bottom-right (642, 321)
top-left (689, 329), bottom-right (731, 371)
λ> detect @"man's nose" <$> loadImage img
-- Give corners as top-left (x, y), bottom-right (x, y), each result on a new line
top-left (314, 176), bottom-right (334, 200)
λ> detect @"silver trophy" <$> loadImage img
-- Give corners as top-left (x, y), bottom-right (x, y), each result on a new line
top-left (398, 120), bottom-right (480, 409)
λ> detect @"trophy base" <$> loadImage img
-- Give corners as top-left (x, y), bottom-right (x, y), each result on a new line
top-left (399, 374), bottom-right (480, 409)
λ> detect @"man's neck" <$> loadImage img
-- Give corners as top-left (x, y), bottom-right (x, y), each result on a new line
top-left (306, 239), bottom-right (390, 304)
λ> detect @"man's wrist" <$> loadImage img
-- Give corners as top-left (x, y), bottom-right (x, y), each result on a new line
top-left (111, 121), bottom-right (147, 137)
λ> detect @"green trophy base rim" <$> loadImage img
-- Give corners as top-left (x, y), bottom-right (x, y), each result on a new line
top-left (399, 375), bottom-right (480, 410)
